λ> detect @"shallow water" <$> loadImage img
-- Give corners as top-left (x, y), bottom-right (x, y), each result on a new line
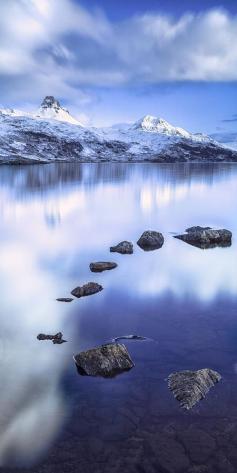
top-left (0, 162), bottom-right (237, 473)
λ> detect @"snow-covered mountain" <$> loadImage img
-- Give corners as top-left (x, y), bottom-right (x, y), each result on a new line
top-left (132, 115), bottom-right (191, 138)
top-left (36, 96), bottom-right (81, 125)
top-left (131, 115), bottom-right (211, 143)
top-left (0, 97), bottom-right (236, 164)
top-left (0, 96), bottom-right (81, 126)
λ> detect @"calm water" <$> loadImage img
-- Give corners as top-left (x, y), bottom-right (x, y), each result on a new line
top-left (0, 163), bottom-right (237, 473)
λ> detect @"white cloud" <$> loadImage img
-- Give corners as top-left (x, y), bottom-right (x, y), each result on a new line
top-left (0, 1), bottom-right (237, 105)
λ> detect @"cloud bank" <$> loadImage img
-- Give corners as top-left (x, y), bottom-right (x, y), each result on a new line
top-left (0, 0), bottom-right (237, 105)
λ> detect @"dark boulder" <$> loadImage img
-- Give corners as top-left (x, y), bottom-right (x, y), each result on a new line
top-left (74, 343), bottom-right (134, 378)
top-left (174, 226), bottom-right (232, 249)
top-left (168, 368), bottom-right (221, 410)
top-left (37, 332), bottom-right (67, 344)
top-left (90, 262), bottom-right (117, 272)
top-left (56, 298), bottom-right (73, 302)
top-left (137, 230), bottom-right (164, 251)
top-left (110, 241), bottom-right (133, 254)
top-left (71, 282), bottom-right (103, 298)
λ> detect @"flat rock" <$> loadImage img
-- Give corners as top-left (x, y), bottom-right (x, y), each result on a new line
top-left (137, 230), bottom-right (164, 251)
top-left (168, 368), bottom-right (221, 410)
top-left (112, 335), bottom-right (147, 342)
top-left (174, 226), bottom-right (232, 249)
top-left (89, 261), bottom-right (117, 272)
top-left (110, 241), bottom-right (133, 254)
top-left (74, 343), bottom-right (134, 378)
top-left (71, 282), bottom-right (103, 298)
top-left (37, 332), bottom-right (67, 344)
top-left (56, 297), bottom-right (73, 302)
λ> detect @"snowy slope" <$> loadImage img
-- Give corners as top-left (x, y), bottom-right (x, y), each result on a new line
top-left (132, 115), bottom-right (191, 138)
top-left (0, 98), bottom-right (237, 164)
top-left (210, 131), bottom-right (237, 151)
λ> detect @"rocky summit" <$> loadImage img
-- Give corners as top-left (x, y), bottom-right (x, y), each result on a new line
top-left (37, 96), bottom-right (81, 125)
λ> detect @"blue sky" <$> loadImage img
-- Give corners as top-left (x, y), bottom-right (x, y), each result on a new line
top-left (78, 0), bottom-right (237, 19)
top-left (0, 0), bottom-right (237, 133)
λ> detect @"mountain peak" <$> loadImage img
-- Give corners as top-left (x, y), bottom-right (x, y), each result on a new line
top-left (40, 96), bottom-right (62, 111)
top-left (131, 114), bottom-right (191, 138)
top-left (37, 96), bottom-right (82, 126)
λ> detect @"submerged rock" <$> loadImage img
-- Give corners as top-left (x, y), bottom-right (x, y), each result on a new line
top-left (74, 343), bottom-right (134, 378)
top-left (137, 230), bottom-right (164, 251)
top-left (37, 332), bottom-right (67, 344)
top-left (56, 297), bottom-right (73, 302)
top-left (112, 335), bottom-right (147, 342)
top-left (71, 282), bottom-right (103, 298)
top-left (110, 241), bottom-right (133, 254)
top-left (90, 261), bottom-right (117, 272)
top-left (174, 226), bottom-right (232, 249)
top-left (168, 368), bottom-right (221, 410)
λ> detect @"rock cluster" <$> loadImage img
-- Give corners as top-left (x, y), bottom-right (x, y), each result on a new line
top-left (168, 368), bottom-right (221, 409)
top-left (174, 226), bottom-right (232, 249)
top-left (74, 343), bottom-right (134, 378)
top-left (42, 226), bottom-right (227, 413)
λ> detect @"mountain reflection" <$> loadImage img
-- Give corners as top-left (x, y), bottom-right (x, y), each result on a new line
top-left (0, 162), bottom-right (234, 196)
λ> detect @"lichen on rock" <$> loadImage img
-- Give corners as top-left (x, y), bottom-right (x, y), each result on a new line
top-left (168, 368), bottom-right (221, 410)
top-left (74, 343), bottom-right (134, 378)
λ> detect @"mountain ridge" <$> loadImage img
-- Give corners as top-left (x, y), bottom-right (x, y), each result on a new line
top-left (0, 97), bottom-right (236, 164)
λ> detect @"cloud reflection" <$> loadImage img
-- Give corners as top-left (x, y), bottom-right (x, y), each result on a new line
top-left (0, 162), bottom-right (236, 465)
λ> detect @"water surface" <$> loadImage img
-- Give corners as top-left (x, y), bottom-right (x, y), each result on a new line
top-left (0, 163), bottom-right (237, 473)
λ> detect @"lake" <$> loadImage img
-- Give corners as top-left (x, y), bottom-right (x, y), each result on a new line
top-left (0, 162), bottom-right (237, 473)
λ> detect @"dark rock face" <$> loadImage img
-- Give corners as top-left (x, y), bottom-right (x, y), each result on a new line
top-left (71, 282), bottom-right (103, 298)
top-left (110, 241), bottom-right (133, 254)
top-left (174, 226), bottom-right (232, 249)
top-left (74, 343), bottom-right (134, 378)
top-left (89, 262), bottom-right (117, 272)
top-left (137, 230), bottom-right (164, 251)
top-left (56, 297), bottom-right (73, 302)
top-left (40, 96), bottom-right (61, 110)
top-left (37, 332), bottom-right (67, 344)
top-left (105, 140), bottom-right (130, 153)
top-left (156, 140), bottom-right (237, 163)
top-left (168, 368), bottom-right (221, 410)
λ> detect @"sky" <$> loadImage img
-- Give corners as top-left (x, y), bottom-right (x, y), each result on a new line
top-left (0, 0), bottom-right (237, 132)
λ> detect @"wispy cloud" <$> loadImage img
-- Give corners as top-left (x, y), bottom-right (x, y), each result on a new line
top-left (222, 114), bottom-right (237, 123)
top-left (0, 1), bottom-right (237, 105)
